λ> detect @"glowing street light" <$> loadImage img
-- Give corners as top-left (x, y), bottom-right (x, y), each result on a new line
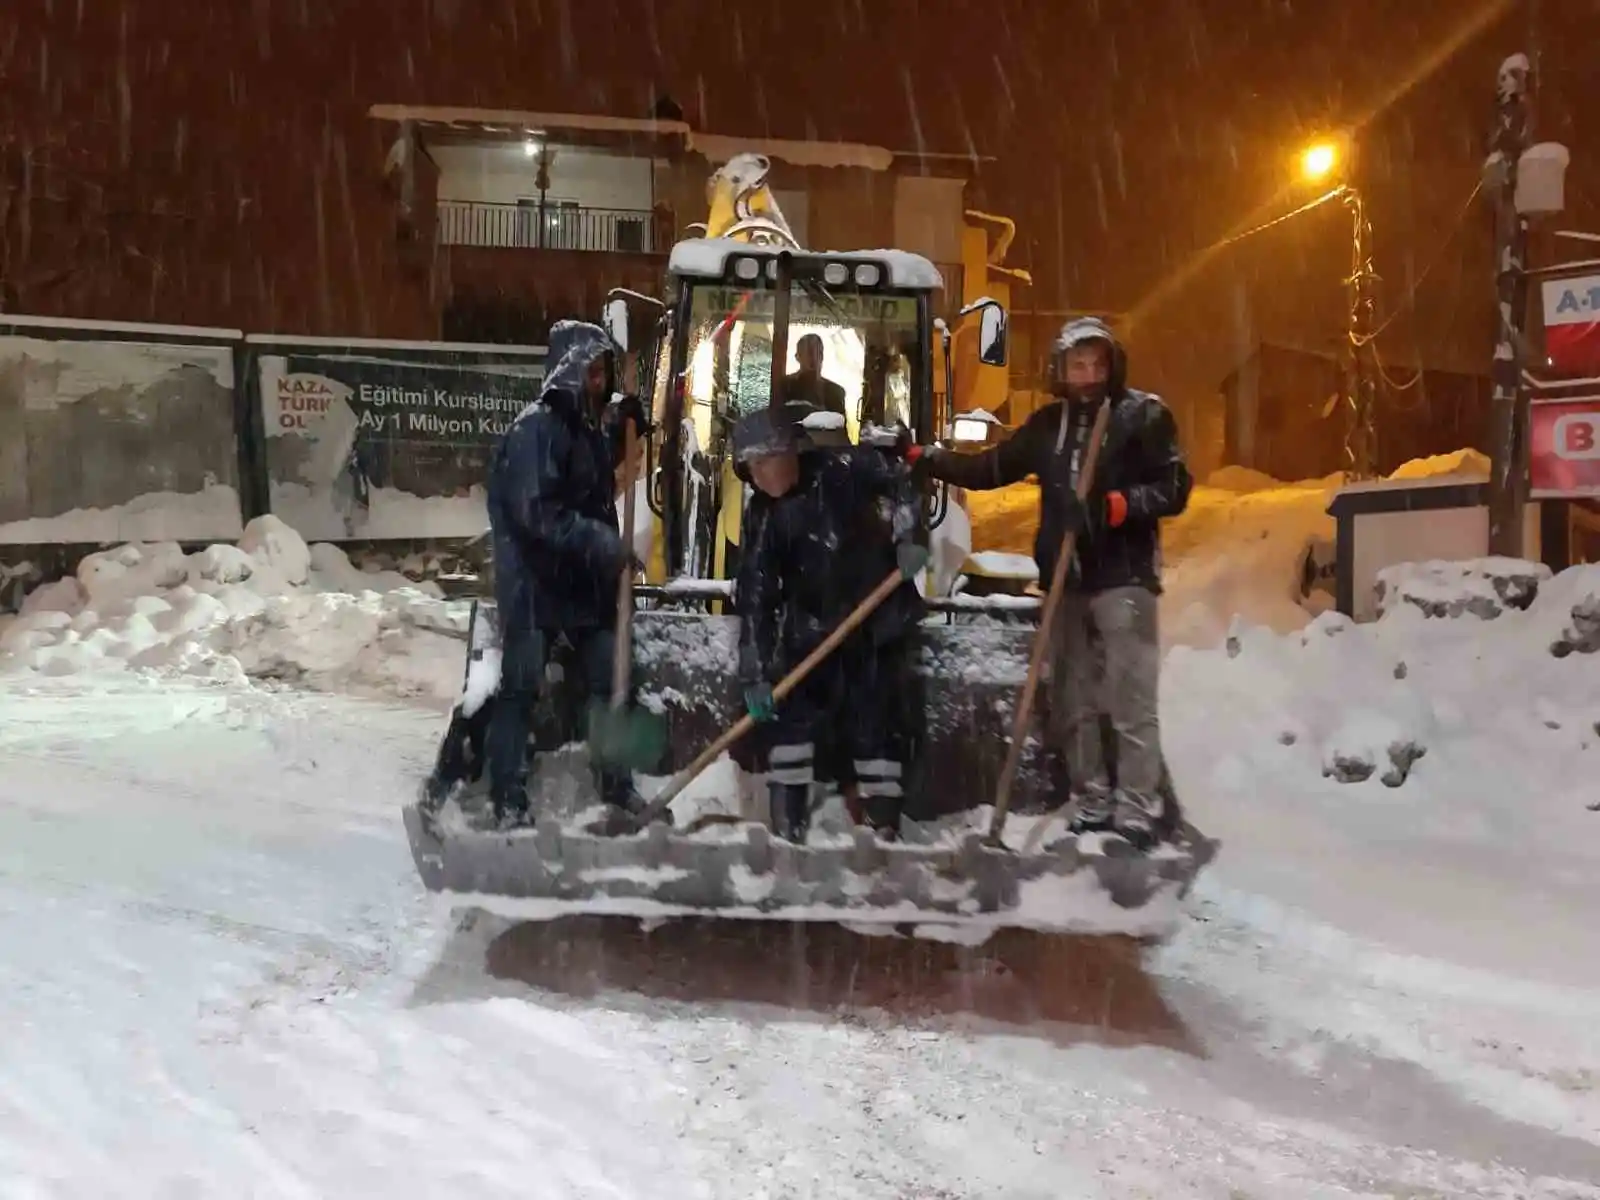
top-left (1288, 136), bottom-right (1379, 478)
top-left (1300, 140), bottom-right (1340, 184)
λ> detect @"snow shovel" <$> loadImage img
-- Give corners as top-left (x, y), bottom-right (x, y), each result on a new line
top-left (625, 547), bottom-right (929, 832)
top-left (586, 406), bottom-right (668, 774)
top-left (987, 396), bottom-right (1112, 848)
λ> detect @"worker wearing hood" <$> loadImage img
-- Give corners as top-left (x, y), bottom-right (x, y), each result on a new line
top-left (481, 319), bottom-right (647, 826)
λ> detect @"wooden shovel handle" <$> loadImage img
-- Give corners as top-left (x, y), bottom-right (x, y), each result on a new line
top-left (610, 414), bottom-right (641, 709)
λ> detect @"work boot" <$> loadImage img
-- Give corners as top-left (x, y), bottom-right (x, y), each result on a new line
top-left (768, 783), bottom-right (813, 844)
top-left (1064, 783), bottom-right (1115, 836)
top-left (859, 795), bottom-right (902, 842)
top-left (418, 772), bottom-right (454, 814)
top-left (1110, 788), bottom-right (1164, 852)
top-left (492, 796), bottom-right (533, 831)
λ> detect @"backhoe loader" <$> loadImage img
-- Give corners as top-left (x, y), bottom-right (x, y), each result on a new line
top-left (402, 153), bottom-right (1215, 934)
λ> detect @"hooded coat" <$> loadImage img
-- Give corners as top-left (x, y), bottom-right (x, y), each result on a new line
top-left (486, 320), bottom-right (626, 636)
top-left (922, 317), bottom-right (1191, 593)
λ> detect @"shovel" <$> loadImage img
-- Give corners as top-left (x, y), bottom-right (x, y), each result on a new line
top-left (586, 397), bottom-right (669, 774)
top-left (624, 550), bottom-right (926, 832)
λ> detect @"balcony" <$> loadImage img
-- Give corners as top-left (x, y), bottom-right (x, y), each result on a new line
top-left (438, 200), bottom-right (666, 254)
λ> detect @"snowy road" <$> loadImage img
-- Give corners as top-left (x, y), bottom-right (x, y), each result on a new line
top-left (2, 676), bottom-right (1598, 1199)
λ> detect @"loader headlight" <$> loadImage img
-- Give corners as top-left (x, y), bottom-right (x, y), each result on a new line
top-left (823, 262), bottom-right (850, 286)
top-left (951, 412), bottom-right (1000, 443)
top-left (853, 263), bottom-right (882, 288)
top-left (734, 257), bottom-right (760, 281)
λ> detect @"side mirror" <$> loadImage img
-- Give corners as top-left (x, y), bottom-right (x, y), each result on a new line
top-left (603, 288), bottom-right (667, 356)
top-left (978, 302), bottom-right (1008, 367)
top-left (958, 296), bottom-right (1009, 368)
top-left (603, 297), bottom-right (630, 353)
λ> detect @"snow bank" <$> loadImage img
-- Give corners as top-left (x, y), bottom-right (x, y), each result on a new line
top-left (0, 483), bottom-right (246, 543)
top-left (1155, 558), bottom-right (1600, 1139)
top-left (1165, 559), bottom-right (1600, 808)
top-left (1376, 556), bottom-right (1550, 620)
top-left (967, 447), bottom-right (1502, 650)
top-left (0, 517), bottom-right (467, 704)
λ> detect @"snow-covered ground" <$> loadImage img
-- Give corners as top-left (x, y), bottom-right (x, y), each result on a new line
top-left (3, 485), bottom-right (1600, 1196)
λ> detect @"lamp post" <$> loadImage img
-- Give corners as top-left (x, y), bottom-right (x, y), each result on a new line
top-left (1298, 138), bottom-right (1379, 480)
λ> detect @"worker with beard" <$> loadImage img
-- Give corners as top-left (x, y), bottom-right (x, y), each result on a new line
top-left (906, 317), bottom-right (1192, 849)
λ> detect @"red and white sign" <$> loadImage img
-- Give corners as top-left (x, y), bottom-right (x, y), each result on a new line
top-left (1542, 273), bottom-right (1600, 376)
top-left (1529, 397), bottom-right (1600, 498)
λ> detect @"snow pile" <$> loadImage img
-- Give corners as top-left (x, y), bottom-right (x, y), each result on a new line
top-left (0, 482), bottom-right (246, 543)
top-left (1158, 476), bottom-right (1336, 646)
top-left (966, 447), bottom-right (1500, 650)
top-left (1167, 560), bottom-right (1600, 801)
top-left (1375, 556), bottom-right (1550, 620)
top-left (1387, 446), bottom-right (1490, 481)
top-left (0, 517), bottom-right (468, 703)
top-left (1155, 565), bottom-right (1600, 1148)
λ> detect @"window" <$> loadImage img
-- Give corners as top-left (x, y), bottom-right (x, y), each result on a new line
top-left (674, 278), bottom-right (921, 450)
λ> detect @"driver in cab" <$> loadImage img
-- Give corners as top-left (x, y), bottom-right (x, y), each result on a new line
top-left (782, 333), bottom-right (847, 419)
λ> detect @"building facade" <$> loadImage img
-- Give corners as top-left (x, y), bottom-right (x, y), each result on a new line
top-left (373, 105), bottom-right (979, 345)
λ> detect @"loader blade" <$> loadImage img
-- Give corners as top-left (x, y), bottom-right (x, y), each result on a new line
top-left (408, 597), bottom-right (1217, 939)
top-left (402, 797), bottom-right (1218, 940)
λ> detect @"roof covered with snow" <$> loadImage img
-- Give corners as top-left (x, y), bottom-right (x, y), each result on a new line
top-left (687, 132), bottom-right (893, 172)
top-left (367, 104), bottom-right (691, 139)
top-left (668, 238), bottom-right (944, 291)
top-left (368, 106), bottom-right (979, 174)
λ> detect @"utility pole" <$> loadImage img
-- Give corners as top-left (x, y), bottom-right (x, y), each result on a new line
top-left (1487, 52), bottom-right (1533, 556)
top-left (1343, 187), bottom-right (1379, 480)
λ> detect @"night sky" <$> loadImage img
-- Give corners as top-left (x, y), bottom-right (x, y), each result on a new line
top-left (3, 0), bottom-right (1595, 402)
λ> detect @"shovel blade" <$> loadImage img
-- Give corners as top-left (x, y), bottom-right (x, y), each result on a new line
top-left (586, 699), bottom-right (668, 772)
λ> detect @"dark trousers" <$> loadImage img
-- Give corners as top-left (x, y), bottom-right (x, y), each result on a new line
top-left (486, 624), bottom-right (630, 817)
top-left (765, 634), bottom-right (914, 838)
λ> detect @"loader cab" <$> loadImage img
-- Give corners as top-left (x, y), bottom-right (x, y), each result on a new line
top-left (603, 240), bottom-right (1009, 589)
top-left (647, 241), bottom-right (949, 581)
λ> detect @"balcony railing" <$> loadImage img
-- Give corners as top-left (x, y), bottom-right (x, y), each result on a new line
top-left (438, 200), bottom-right (661, 254)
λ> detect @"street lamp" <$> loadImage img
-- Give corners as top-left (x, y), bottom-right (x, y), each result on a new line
top-left (1294, 137), bottom-right (1378, 480)
top-left (1300, 141), bottom-right (1339, 185)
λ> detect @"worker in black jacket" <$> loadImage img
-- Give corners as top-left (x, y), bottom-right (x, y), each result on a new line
top-left (734, 407), bottom-right (927, 843)
top-left (480, 320), bottom-right (648, 827)
top-left (910, 317), bottom-right (1191, 849)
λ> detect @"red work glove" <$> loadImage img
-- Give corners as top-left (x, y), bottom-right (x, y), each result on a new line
top-left (1104, 490), bottom-right (1128, 528)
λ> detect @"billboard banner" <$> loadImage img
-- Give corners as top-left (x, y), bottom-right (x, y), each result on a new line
top-left (253, 342), bottom-right (546, 542)
top-left (1528, 396), bottom-right (1600, 499)
top-left (1541, 274), bottom-right (1600, 377)
top-left (0, 320), bottom-right (242, 544)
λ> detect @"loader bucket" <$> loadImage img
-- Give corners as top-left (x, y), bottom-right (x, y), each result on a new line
top-left (410, 594), bottom-right (1216, 933)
